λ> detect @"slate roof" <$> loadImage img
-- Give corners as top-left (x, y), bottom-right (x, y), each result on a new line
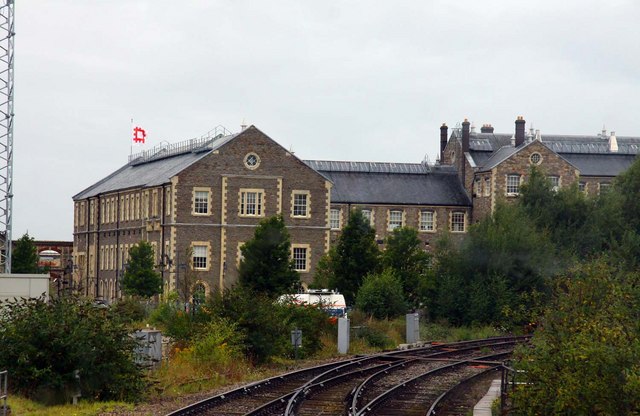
top-left (451, 129), bottom-right (640, 174)
top-left (562, 153), bottom-right (637, 177)
top-left (305, 160), bottom-right (470, 206)
top-left (73, 132), bottom-right (240, 200)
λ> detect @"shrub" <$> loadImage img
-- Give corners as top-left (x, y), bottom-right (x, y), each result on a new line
top-left (356, 269), bottom-right (408, 319)
top-left (188, 318), bottom-right (245, 369)
top-left (208, 287), bottom-right (288, 363)
top-left (0, 296), bottom-right (146, 403)
top-left (112, 297), bottom-right (147, 325)
top-left (277, 302), bottom-right (332, 359)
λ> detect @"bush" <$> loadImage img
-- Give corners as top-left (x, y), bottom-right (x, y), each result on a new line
top-left (358, 327), bottom-right (394, 349)
top-left (112, 297), bottom-right (147, 325)
top-left (188, 318), bottom-right (245, 369)
top-left (0, 296), bottom-right (146, 403)
top-left (277, 302), bottom-right (332, 359)
top-left (148, 301), bottom-right (196, 343)
top-left (356, 269), bottom-right (408, 319)
top-left (208, 287), bottom-right (288, 363)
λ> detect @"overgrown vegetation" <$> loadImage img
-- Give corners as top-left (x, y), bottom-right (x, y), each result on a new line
top-left (512, 259), bottom-right (640, 414)
top-left (0, 296), bottom-right (146, 404)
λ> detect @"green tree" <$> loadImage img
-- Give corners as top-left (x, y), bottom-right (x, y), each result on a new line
top-left (512, 259), bottom-right (640, 414)
top-left (356, 269), bottom-right (408, 319)
top-left (382, 227), bottom-right (431, 307)
top-left (121, 241), bottom-right (162, 298)
top-left (12, 232), bottom-right (38, 273)
top-left (238, 214), bottom-right (300, 298)
top-left (316, 209), bottom-right (379, 304)
top-left (0, 296), bottom-right (146, 403)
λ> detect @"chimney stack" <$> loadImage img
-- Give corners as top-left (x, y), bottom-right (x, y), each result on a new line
top-left (609, 131), bottom-right (618, 153)
top-left (462, 119), bottom-right (470, 153)
top-left (515, 116), bottom-right (526, 147)
top-left (480, 124), bottom-right (494, 133)
top-left (440, 123), bottom-right (448, 163)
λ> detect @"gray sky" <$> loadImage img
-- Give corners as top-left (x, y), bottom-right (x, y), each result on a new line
top-left (14, 0), bottom-right (640, 240)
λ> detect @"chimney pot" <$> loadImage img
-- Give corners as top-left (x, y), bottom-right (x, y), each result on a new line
top-left (480, 124), bottom-right (494, 133)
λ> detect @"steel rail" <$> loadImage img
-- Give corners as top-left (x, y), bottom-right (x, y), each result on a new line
top-left (426, 364), bottom-right (503, 415)
top-left (348, 340), bottom-right (519, 415)
top-left (354, 351), bottom-right (512, 416)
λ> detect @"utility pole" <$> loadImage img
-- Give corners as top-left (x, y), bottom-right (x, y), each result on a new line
top-left (0, 0), bottom-right (14, 273)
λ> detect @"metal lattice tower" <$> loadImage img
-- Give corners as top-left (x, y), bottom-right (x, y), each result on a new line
top-left (0, 0), bottom-right (14, 273)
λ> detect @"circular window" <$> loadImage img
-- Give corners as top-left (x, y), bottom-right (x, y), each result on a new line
top-left (530, 152), bottom-right (542, 165)
top-left (244, 152), bottom-right (260, 170)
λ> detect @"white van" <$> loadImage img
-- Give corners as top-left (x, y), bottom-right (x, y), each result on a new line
top-left (278, 289), bottom-right (347, 317)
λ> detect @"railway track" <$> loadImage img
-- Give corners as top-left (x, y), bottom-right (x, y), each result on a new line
top-left (167, 335), bottom-right (528, 416)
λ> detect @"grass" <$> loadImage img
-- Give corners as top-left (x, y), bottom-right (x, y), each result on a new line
top-left (6, 396), bottom-right (133, 416)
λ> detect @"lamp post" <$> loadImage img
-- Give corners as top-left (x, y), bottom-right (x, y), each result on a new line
top-left (117, 262), bottom-right (128, 300)
top-left (158, 254), bottom-right (173, 298)
top-left (63, 260), bottom-right (76, 296)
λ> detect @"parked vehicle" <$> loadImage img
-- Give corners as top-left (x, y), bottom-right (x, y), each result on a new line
top-left (278, 289), bottom-right (348, 318)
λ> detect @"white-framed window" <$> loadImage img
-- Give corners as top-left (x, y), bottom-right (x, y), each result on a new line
top-left (100, 246), bottom-right (104, 271)
top-left (292, 245), bottom-right (309, 272)
top-left (291, 191), bottom-right (310, 218)
top-left (599, 182), bottom-right (611, 195)
top-left (474, 178), bottom-right (481, 196)
top-left (79, 202), bottom-right (86, 226)
top-left (530, 152), bottom-right (542, 165)
top-left (388, 210), bottom-right (403, 230)
top-left (152, 190), bottom-right (159, 217)
top-left (240, 189), bottom-right (265, 217)
top-left (330, 208), bottom-right (341, 229)
top-left (193, 188), bottom-right (210, 215)
top-left (165, 187), bottom-right (172, 216)
top-left (361, 209), bottom-right (373, 227)
top-left (451, 211), bottom-right (466, 232)
top-left (506, 174), bottom-right (521, 195)
top-left (419, 210), bottom-right (435, 232)
top-left (484, 178), bottom-right (491, 196)
top-left (549, 176), bottom-right (560, 192)
top-left (192, 244), bottom-right (208, 270)
top-left (579, 182), bottom-right (586, 193)
top-left (142, 192), bottom-right (149, 219)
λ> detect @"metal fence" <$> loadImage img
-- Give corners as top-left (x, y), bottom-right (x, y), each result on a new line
top-left (0, 370), bottom-right (7, 416)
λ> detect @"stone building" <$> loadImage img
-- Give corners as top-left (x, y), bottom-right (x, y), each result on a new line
top-left (73, 118), bottom-right (639, 302)
top-left (73, 126), bottom-right (330, 300)
top-left (441, 117), bottom-right (640, 223)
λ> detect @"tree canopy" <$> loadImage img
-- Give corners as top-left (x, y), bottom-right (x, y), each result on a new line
top-left (238, 214), bottom-right (300, 298)
top-left (121, 241), bottom-right (162, 298)
top-left (12, 232), bottom-right (39, 273)
top-left (313, 209), bottom-right (379, 304)
top-left (381, 227), bottom-right (431, 307)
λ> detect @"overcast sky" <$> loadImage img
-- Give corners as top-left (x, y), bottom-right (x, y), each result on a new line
top-left (14, 0), bottom-right (640, 240)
